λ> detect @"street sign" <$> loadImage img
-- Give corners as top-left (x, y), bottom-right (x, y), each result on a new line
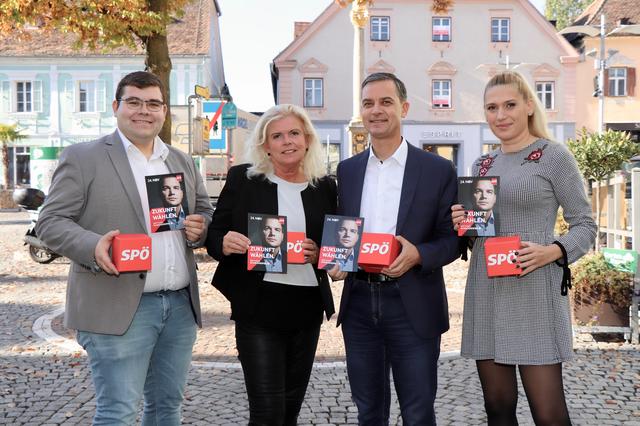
top-left (222, 101), bottom-right (238, 129)
top-left (602, 248), bottom-right (639, 274)
top-left (195, 84), bottom-right (210, 99)
top-left (202, 100), bottom-right (226, 151)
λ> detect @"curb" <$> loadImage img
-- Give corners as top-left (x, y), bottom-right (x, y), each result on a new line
top-left (32, 306), bottom-right (463, 367)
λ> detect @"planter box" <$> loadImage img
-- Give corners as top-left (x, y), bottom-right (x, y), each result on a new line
top-left (574, 298), bottom-right (630, 327)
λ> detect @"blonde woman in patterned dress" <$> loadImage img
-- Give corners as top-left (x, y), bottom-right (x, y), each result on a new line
top-left (452, 71), bottom-right (596, 425)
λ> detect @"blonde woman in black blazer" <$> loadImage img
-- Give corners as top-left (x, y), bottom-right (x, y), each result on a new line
top-left (206, 104), bottom-right (336, 425)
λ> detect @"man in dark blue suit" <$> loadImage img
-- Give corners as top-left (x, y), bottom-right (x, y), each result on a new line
top-left (332, 73), bottom-right (459, 425)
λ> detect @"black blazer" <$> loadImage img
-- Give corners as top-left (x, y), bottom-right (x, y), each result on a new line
top-left (206, 164), bottom-right (337, 322)
top-left (336, 142), bottom-right (459, 338)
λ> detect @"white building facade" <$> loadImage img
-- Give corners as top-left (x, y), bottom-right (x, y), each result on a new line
top-left (272, 0), bottom-right (579, 173)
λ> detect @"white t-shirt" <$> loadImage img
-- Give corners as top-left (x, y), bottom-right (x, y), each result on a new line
top-left (263, 174), bottom-right (318, 287)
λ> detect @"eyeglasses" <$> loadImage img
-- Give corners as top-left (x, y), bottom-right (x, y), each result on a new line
top-left (117, 97), bottom-right (165, 112)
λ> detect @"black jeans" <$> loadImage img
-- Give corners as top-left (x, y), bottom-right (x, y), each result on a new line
top-left (235, 320), bottom-right (321, 426)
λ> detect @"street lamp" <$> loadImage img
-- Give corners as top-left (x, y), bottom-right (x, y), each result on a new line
top-left (560, 15), bottom-right (640, 134)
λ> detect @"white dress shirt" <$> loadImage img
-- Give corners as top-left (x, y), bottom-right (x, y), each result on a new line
top-left (118, 129), bottom-right (190, 292)
top-left (360, 139), bottom-right (407, 234)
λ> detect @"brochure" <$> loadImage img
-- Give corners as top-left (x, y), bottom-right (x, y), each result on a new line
top-left (247, 213), bottom-right (287, 273)
top-left (318, 214), bottom-right (364, 272)
top-left (457, 176), bottom-right (499, 237)
top-left (146, 172), bottom-right (189, 233)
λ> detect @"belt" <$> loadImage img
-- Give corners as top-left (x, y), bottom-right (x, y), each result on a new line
top-left (354, 270), bottom-right (396, 283)
top-left (143, 287), bottom-right (188, 295)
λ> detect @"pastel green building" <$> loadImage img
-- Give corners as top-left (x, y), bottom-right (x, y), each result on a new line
top-left (0, 0), bottom-right (225, 188)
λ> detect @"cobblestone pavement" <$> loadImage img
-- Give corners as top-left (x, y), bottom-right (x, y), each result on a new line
top-left (1, 211), bottom-right (639, 425)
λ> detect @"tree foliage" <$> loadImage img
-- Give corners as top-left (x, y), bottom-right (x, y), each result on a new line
top-left (0, 0), bottom-right (193, 144)
top-left (545, 0), bottom-right (590, 30)
top-left (0, 124), bottom-right (26, 189)
top-left (568, 129), bottom-right (640, 183)
top-left (568, 129), bottom-right (640, 251)
top-left (432, 0), bottom-right (454, 14)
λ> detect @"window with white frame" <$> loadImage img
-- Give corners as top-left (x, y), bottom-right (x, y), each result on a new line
top-left (432, 80), bottom-right (451, 109)
top-left (432, 17), bottom-right (451, 42)
top-left (15, 80), bottom-right (42, 113)
top-left (535, 81), bottom-right (554, 110)
top-left (608, 68), bottom-right (627, 96)
top-left (0, 81), bottom-right (9, 112)
top-left (303, 78), bottom-right (323, 108)
top-left (370, 16), bottom-right (390, 41)
top-left (491, 18), bottom-right (510, 42)
top-left (77, 80), bottom-right (106, 112)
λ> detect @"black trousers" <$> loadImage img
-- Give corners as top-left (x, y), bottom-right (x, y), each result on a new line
top-left (235, 320), bottom-right (321, 426)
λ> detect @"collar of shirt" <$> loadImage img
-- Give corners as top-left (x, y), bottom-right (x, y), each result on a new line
top-left (360, 138), bottom-right (407, 234)
top-left (267, 251), bottom-right (282, 265)
top-left (367, 137), bottom-right (408, 167)
top-left (117, 129), bottom-right (169, 162)
top-left (167, 209), bottom-right (186, 225)
top-left (481, 214), bottom-right (495, 228)
top-left (338, 250), bottom-right (354, 265)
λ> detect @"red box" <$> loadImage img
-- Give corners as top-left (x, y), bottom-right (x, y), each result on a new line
top-left (287, 232), bottom-right (306, 264)
top-left (358, 233), bottom-right (400, 273)
top-left (112, 234), bottom-right (152, 272)
top-left (484, 236), bottom-right (521, 277)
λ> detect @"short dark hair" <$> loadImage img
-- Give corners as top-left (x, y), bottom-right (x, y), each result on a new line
top-left (473, 178), bottom-right (499, 195)
top-left (361, 72), bottom-right (407, 102)
top-left (115, 71), bottom-right (165, 103)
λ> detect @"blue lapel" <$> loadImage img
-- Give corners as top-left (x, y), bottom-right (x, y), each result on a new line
top-left (395, 142), bottom-right (420, 234)
top-left (104, 132), bottom-right (147, 231)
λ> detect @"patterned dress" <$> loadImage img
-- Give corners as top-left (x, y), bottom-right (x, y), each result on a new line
top-left (461, 139), bottom-right (596, 365)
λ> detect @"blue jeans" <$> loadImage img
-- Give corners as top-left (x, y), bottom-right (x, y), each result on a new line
top-left (77, 288), bottom-right (197, 426)
top-left (342, 280), bottom-right (441, 426)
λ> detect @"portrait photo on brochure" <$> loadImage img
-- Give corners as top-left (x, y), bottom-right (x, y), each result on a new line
top-left (146, 172), bottom-right (189, 233)
top-left (318, 214), bottom-right (365, 272)
top-left (247, 213), bottom-right (288, 273)
top-left (457, 176), bottom-right (500, 237)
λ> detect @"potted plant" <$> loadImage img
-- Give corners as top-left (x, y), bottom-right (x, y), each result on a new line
top-left (571, 252), bottom-right (633, 327)
top-left (568, 129), bottom-right (640, 252)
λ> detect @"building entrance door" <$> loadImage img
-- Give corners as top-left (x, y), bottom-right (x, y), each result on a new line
top-left (422, 144), bottom-right (458, 165)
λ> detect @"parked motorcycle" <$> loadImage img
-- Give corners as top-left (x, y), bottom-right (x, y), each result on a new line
top-left (12, 188), bottom-right (61, 264)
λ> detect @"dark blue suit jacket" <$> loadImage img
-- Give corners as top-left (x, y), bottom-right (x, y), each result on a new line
top-left (336, 141), bottom-right (459, 338)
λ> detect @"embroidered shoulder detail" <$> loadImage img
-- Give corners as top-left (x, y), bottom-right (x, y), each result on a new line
top-left (475, 154), bottom-right (498, 176)
top-left (521, 143), bottom-right (548, 166)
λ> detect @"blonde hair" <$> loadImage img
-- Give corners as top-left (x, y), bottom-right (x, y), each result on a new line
top-left (245, 104), bottom-right (326, 184)
top-left (484, 71), bottom-right (553, 141)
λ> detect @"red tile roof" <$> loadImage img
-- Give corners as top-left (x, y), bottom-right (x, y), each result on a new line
top-left (0, 0), bottom-right (214, 57)
top-left (573, 0), bottom-right (640, 33)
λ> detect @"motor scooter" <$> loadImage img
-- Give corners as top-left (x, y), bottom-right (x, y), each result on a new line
top-left (12, 188), bottom-right (61, 264)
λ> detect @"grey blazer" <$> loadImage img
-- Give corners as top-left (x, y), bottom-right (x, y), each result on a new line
top-left (36, 131), bottom-right (213, 335)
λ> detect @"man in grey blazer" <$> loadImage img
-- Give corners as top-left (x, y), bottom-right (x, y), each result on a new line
top-left (36, 71), bottom-right (213, 425)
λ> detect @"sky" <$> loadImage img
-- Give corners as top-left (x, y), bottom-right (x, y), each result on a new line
top-left (218, 0), bottom-right (547, 113)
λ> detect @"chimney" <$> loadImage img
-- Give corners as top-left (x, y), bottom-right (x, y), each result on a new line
top-left (294, 22), bottom-right (311, 39)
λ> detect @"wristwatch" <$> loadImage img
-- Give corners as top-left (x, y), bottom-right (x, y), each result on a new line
top-left (186, 239), bottom-right (200, 249)
top-left (91, 258), bottom-right (102, 273)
